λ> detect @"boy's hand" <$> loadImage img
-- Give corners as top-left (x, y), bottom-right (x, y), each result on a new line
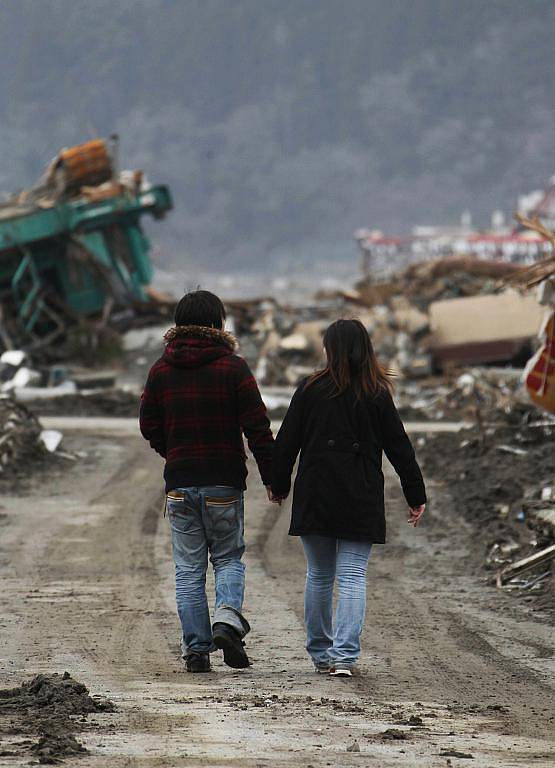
top-left (408, 504), bottom-right (425, 527)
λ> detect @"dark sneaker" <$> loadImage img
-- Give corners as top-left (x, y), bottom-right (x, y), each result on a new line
top-left (212, 623), bottom-right (250, 669)
top-left (314, 663), bottom-right (331, 674)
top-left (185, 653), bottom-right (211, 673)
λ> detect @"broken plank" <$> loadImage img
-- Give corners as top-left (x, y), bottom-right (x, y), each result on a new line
top-left (496, 544), bottom-right (555, 587)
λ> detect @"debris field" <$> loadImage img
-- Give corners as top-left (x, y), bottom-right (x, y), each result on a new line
top-left (0, 141), bottom-right (553, 765)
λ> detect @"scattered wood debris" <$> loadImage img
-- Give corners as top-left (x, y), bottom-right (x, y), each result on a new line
top-left (496, 544), bottom-right (555, 587)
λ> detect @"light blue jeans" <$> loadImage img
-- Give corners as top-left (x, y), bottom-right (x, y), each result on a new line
top-left (167, 486), bottom-right (250, 656)
top-left (301, 535), bottom-right (372, 669)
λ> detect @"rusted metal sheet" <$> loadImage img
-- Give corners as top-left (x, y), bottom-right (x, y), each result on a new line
top-left (52, 139), bottom-right (113, 192)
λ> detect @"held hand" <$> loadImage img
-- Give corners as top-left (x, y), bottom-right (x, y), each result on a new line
top-left (266, 486), bottom-right (284, 505)
top-left (408, 504), bottom-right (425, 527)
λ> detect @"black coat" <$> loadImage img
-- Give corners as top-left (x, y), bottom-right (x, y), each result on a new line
top-left (272, 377), bottom-right (426, 543)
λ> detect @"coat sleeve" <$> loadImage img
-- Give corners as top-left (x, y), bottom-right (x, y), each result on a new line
top-left (378, 389), bottom-right (426, 508)
top-left (236, 358), bottom-right (274, 485)
top-left (272, 383), bottom-right (304, 497)
top-left (139, 368), bottom-right (167, 458)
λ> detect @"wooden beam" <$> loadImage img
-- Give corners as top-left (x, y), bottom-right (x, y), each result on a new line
top-left (496, 543), bottom-right (555, 587)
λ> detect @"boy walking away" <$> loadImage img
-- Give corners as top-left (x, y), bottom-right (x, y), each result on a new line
top-left (140, 290), bottom-right (277, 672)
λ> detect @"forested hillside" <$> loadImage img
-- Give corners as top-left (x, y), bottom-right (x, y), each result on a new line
top-left (0, 0), bottom-right (554, 270)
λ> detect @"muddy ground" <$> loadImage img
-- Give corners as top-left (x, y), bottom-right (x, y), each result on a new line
top-left (416, 406), bottom-right (555, 617)
top-left (0, 428), bottom-right (554, 766)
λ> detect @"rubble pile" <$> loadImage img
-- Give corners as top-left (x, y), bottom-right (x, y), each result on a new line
top-left (395, 368), bottom-right (525, 422)
top-left (227, 298), bottom-right (335, 386)
top-left (229, 259), bottom-right (537, 385)
top-left (418, 398), bottom-right (555, 607)
top-left (255, 316), bottom-right (329, 386)
top-left (355, 258), bottom-right (522, 311)
top-left (0, 253), bottom-right (542, 393)
top-left (227, 293), bottom-right (433, 386)
top-left (22, 388), bottom-right (140, 418)
top-left (0, 255), bottom-right (547, 404)
top-left (0, 346), bottom-right (141, 417)
top-left (0, 394), bottom-right (70, 490)
top-left (0, 397), bottom-right (44, 473)
top-left (1, 348), bottom-right (77, 398)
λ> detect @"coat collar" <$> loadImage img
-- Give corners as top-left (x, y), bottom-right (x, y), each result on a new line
top-left (163, 325), bottom-right (238, 351)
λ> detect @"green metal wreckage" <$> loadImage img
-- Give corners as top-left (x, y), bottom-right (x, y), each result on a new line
top-left (0, 142), bottom-right (172, 351)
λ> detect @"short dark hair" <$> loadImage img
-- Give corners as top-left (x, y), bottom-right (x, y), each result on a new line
top-left (174, 290), bottom-right (226, 329)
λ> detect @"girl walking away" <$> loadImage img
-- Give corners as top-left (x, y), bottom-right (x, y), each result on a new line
top-left (271, 319), bottom-right (426, 677)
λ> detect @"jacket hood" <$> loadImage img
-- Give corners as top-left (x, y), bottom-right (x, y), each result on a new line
top-left (163, 325), bottom-right (238, 368)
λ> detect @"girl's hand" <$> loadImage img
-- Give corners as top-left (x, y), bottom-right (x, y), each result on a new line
top-left (408, 504), bottom-right (425, 527)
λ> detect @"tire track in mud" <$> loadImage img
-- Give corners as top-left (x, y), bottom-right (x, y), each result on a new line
top-left (13, 438), bottom-right (191, 767)
top-left (37, 445), bottom-right (167, 680)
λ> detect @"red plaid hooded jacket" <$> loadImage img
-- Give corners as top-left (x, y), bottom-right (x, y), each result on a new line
top-left (139, 325), bottom-right (273, 492)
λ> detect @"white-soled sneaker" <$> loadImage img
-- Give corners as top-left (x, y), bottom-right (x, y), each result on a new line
top-left (329, 666), bottom-right (353, 677)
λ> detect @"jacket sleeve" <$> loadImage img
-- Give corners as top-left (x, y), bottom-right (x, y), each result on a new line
top-left (139, 368), bottom-right (167, 458)
top-left (272, 383), bottom-right (304, 497)
top-left (236, 359), bottom-right (274, 485)
top-left (378, 389), bottom-right (426, 508)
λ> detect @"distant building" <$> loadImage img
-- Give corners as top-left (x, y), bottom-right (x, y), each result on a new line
top-left (356, 177), bottom-right (554, 277)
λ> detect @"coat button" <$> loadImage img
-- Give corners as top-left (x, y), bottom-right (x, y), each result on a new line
top-left (327, 439), bottom-right (335, 447)
top-left (353, 442), bottom-right (360, 450)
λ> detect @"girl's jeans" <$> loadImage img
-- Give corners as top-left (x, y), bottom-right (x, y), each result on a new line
top-left (301, 535), bottom-right (372, 668)
top-left (167, 486), bottom-right (250, 656)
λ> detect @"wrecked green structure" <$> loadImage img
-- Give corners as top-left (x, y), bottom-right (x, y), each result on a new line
top-left (0, 138), bottom-right (172, 350)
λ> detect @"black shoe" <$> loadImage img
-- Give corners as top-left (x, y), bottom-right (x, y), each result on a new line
top-left (185, 653), bottom-right (211, 673)
top-left (212, 623), bottom-right (250, 669)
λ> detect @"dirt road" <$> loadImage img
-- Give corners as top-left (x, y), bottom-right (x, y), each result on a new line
top-left (1, 430), bottom-right (554, 766)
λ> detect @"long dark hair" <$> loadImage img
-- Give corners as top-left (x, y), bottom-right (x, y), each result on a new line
top-left (306, 319), bottom-right (392, 399)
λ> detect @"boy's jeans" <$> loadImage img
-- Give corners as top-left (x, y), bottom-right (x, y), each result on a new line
top-left (167, 486), bottom-right (250, 656)
top-left (301, 535), bottom-right (372, 669)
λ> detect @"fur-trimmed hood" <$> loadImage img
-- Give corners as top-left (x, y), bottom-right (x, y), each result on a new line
top-left (162, 325), bottom-right (238, 369)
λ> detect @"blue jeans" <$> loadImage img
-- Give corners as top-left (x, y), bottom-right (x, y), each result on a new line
top-left (301, 535), bottom-right (372, 668)
top-left (167, 486), bottom-right (250, 656)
